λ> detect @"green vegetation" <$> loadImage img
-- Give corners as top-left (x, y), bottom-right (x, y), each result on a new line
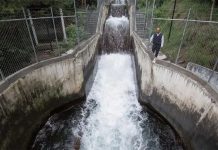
top-left (139, 0), bottom-right (218, 68)
top-left (0, 0), bottom-right (70, 13)
top-left (0, 0), bottom-right (96, 77)
top-left (0, 0), bottom-right (97, 13)
top-left (59, 24), bottom-right (88, 53)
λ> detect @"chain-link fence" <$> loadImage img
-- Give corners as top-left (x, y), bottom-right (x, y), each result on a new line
top-left (0, 7), bottom-right (99, 80)
top-left (135, 0), bottom-right (218, 72)
top-left (153, 18), bottom-right (218, 69)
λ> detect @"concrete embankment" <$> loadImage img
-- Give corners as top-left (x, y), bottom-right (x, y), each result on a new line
top-left (187, 62), bottom-right (218, 93)
top-left (0, 2), bottom-right (109, 149)
top-left (0, 34), bottom-right (100, 150)
top-left (132, 32), bottom-right (218, 150)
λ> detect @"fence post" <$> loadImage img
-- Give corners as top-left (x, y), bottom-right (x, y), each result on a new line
top-left (27, 9), bottom-right (39, 45)
top-left (22, 8), bottom-right (39, 63)
top-left (85, 6), bottom-right (89, 36)
top-left (145, 0), bottom-right (148, 28)
top-left (50, 7), bottom-right (60, 56)
top-left (0, 69), bottom-right (5, 80)
top-left (175, 8), bottom-right (191, 64)
top-left (208, 59), bottom-right (218, 82)
top-left (0, 101), bottom-right (7, 118)
top-left (210, 0), bottom-right (215, 21)
top-left (59, 8), bottom-right (67, 43)
top-left (73, 0), bottom-right (80, 44)
top-left (150, 0), bottom-right (156, 37)
top-left (97, 0), bottom-right (99, 9)
top-left (168, 0), bottom-right (177, 41)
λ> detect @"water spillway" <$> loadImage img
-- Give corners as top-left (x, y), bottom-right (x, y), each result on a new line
top-left (31, 1), bottom-right (184, 150)
top-left (110, 4), bottom-right (127, 17)
top-left (0, 1), bottom-right (217, 150)
top-left (102, 16), bottom-right (130, 53)
top-left (32, 54), bottom-right (183, 150)
top-left (79, 54), bottom-right (146, 149)
top-left (102, 1), bottom-right (130, 53)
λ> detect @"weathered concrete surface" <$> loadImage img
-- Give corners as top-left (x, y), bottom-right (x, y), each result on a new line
top-left (132, 32), bottom-right (218, 150)
top-left (0, 0), bottom-right (110, 148)
top-left (0, 34), bottom-right (100, 150)
top-left (133, 32), bottom-right (154, 96)
top-left (96, 3), bottom-right (109, 34)
top-left (142, 39), bottom-right (167, 60)
top-left (187, 62), bottom-right (218, 93)
top-left (129, 3), bottom-right (136, 35)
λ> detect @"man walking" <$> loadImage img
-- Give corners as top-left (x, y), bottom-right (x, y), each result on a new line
top-left (150, 27), bottom-right (164, 62)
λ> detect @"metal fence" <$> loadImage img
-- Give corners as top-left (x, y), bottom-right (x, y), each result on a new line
top-left (136, 0), bottom-right (218, 72)
top-left (0, 7), bottom-right (99, 80)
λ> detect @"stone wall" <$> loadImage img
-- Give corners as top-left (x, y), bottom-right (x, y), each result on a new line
top-left (132, 32), bottom-right (218, 150)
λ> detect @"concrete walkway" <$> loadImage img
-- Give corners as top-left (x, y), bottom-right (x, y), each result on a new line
top-left (142, 39), bottom-right (167, 60)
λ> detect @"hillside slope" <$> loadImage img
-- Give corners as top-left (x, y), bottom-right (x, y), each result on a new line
top-left (140, 0), bottom-right (218, 69)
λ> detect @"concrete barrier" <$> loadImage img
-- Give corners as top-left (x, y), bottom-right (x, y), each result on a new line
top-left (0, 34), bottom-right (100, 150)
top-left (132, 32), bottom-right (218, 150)
top-left (187, 62), bottom-right (218, 93)
top-left (0, 1), bottom-right (110, 148)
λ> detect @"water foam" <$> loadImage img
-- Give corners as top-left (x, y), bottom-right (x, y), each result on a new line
top-left (76, 54), bottom-right (159, 150)
top-left (102, 16), bottom-right (130, 52)
top-left (105, 16), bottom-right (129, 30)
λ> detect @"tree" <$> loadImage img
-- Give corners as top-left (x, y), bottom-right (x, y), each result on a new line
top-left (0, 0), bottom-right (75, 13)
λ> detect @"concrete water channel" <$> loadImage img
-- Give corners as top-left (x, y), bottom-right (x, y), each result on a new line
top-left (31, 54), bottom-right (184, 149)
top-left (0, 0), bottom-right (218, 150)
top-left (32, 1), bottom-right (184, 149)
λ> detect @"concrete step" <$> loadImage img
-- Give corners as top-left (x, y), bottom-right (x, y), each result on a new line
top-left (136, 19), bottom-right (145, 21)
top-left (137, 24), bottom-right (145, 26)
top-left (136, 33), bottom-right (146, 37)
top-left (136, 27), bottom-right (145, 30)
top-left (137, 29), bottom-right (145, 31)
top-left (137, 27), bottom-right (145, 29)
top-left (136, 16), bottom-right (145, 18)
top-left (136, 22), bottom-right (145, 24)
top-left (136, 20), bottom-right (145, 23)
top-left (136, 32), bottom-right (145, 36)
top-left (136, 21), bottom-right (145, 23)
top-left (137, 28), bottom-right (145, 30)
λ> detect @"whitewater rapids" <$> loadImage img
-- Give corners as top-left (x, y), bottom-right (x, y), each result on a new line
top-left (75, 54), bottom-right (160, 150)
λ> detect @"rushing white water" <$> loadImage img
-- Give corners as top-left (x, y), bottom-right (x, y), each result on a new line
top-left (103, 16), bottom-right (130, 52)
top-left (75, 54), bottom-right (160, 150)
top-left (105, 16), bottom-right (129, 31)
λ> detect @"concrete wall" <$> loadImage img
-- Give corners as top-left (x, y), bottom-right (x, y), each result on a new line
top-left (128, 2), bottom-right (136, 35)
top-left (187, 62), bottom-right (218, 93)
top-left (0, 34), bottom-right (100, 150)
top-left (96, 2), bottom-right (109, 34)
top-left (132, 32), bottom-right (218, 150)
top-left (0, 1), bottom-right (110, 148)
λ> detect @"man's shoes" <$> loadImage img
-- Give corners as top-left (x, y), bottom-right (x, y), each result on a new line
top-left (152, 58), bottom-right (156, 63)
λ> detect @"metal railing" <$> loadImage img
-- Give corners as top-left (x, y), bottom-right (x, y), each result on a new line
top-left (0, 7), bottom-right (99, 80)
